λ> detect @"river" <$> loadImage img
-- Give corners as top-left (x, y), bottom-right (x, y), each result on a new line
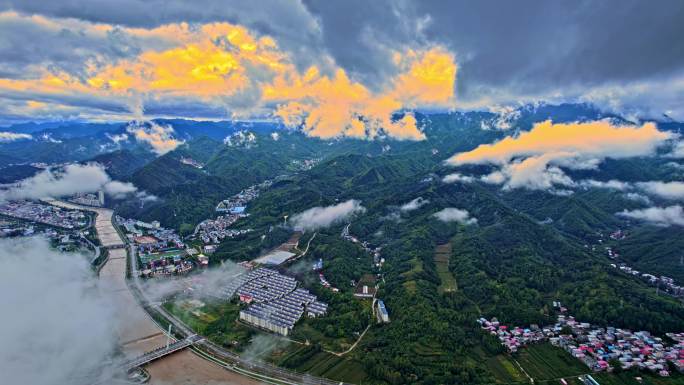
top-left (48, 200), bottom-right (263, 385)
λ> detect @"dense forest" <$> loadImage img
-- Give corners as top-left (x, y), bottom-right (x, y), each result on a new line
top-left (4, 104), bottom-right (684, 383)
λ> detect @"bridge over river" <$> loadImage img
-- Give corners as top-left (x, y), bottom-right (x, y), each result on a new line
top-left (48, 200), bottom-right (267, 384)
top-left (49, 200), bottom-right (347, 385)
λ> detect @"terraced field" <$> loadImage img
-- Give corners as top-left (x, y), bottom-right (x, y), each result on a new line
top-left (285, 348), bottom-right (368, 383)
top-left (514, 344), bottom-right (588, 380)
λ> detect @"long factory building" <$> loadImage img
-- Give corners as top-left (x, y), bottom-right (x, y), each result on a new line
top-left (226, 268), bottom-right (327, 336)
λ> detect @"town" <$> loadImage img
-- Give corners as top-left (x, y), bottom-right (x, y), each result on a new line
top-left (610, 263), bottom-right (684, 297)
top-left (216, 267), bottom-right (328, 336)
top-left (193, 214), bottom-right (252, 245)
top-left (116, 215), bottom-right (198, 278)
top-left (0, 200), bottom-right (88, 229)
top-left (478, 304), bottom-right (684, 377)
top-left (188, 181), bottom-right (270, 244)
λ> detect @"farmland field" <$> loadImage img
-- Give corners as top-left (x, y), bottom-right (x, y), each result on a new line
top-left (434, 243), bottom-right (457, 293)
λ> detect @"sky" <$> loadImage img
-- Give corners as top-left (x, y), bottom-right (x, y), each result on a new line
top-left (0, 0), bottom-right (683, 131)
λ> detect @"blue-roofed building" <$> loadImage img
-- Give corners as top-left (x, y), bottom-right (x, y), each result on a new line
top-left (230, 206), bottom-right (246, 214)
top-left (377, 299), bottom-right (389, 323)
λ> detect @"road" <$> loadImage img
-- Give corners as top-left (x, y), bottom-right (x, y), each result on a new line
top-left (49, 201), bottom-right (266, 385)
top-left (52, 200), bottom-right (349, 385)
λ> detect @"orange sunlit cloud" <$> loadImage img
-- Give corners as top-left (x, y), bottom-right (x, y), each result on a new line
top-left (0, 12), bottom-right (458, 140)
top-left (267, 47), bottom-right (457, 140)
top-left (447, 120), bottom-right (676, 192)
top-left (449, 120), bottom-right (673, 165)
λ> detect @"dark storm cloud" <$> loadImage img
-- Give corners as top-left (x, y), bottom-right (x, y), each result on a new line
top-left (0, 14), bottom-right (140, 79)
top-left (0, 0), bottom-right (325, 71)
top-left (302, 0), bottom-right (684, 104)
top-left (1, 0), bottom-right (683, 119)
top-left (4, 0), bottom-right (683, 95)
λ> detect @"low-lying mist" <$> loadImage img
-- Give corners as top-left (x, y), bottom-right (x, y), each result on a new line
top-left (0, 237), bottom-right (120, 385)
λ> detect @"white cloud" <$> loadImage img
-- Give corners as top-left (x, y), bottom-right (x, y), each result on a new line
top-left (399, 197), bottom-right (429, 212)
top-left (636, 181), bottom-right (684, 200)
top-left (103, 180), bottom-right (138, 198)
top-left (0, 237), bottom-right (118, 385)
top-left (0, 163), bottom-right (139, 202)
top-left (480, 171), bottom-right (507, 185)
top-left (666, 161), bottom-right (684, 170)
top-left (105, 132), bottom-right (128, 144)
top-left (126, 121), bottom-right (183, 155)
top-left (448, 120), bottom-right (673, 191)
top-left (479, 105), bottom-right (522, 130)
top-left (623, 192), bottom-right (652, 204)
top-left (579, 179), bottom-right (632, 191)
top-left (0, 131), bottom-right (32, 142)
top-left (669, 142), bottom-right (684, 158)
top-left (618, 205), bottom-right (684, 227)
top-left (501, 153), bottom-right (576, 191)
top-left (442, 173), bottom-right (475, 184)
top-left (224, 130), bottom-right (257, 147)
top-left (291, 199), bottom-right (365, 231)
top-left (432, 207), bottom-right (477, 225)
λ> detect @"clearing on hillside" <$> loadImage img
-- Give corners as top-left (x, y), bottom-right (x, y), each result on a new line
top-left (434, 243), bottom-right (457, 293)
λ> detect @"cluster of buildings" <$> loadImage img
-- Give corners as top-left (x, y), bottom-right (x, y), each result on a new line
top-left (478, 307), bottom-right (684, 376)
top-left (215, 180), bottom-right (270, 214)
top-left (610, 263), bottom-right (684, 297)
top-left (117, 216), bottom-right (184, 253)
top-left (69, 191), bottom-right (104, 207)
top-left (477, 317), bottom-right (547, 353)
top-left (0, 200), bottom-right (87, 229)
top-left (186, 181), bottom-right (273, 244)
top-left (341, 224), bottom-right (384, 268)
top-left (311, 258), bottom-right (340, 292)
top-left (317, 273), bottom-right (339, 292)
top-left (609, 229), bottom-right (626, 240)
top-left (180, 157), bottom-right (203, 169)
top-left (140, 252), bottom-right (194, 278)
top-left (218, 267), bottom-right (328, 336)
top-left (0, 219), bottom-right (37, 238)
top-left (195, 214), bottom-right (252, 244)
top-left (289, 158), bottom-right (319, 171)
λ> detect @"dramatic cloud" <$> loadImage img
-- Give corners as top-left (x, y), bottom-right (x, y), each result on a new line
top-left (0, 131), bottom-right (32, 142)
top-left (432, 207), bottom-right (477, 225)
top-left (291, 199), bottom-right (365, 230)
top-left (448, 120), bottom-right (673, 191)
top-left (126, 121), bottom-right (183, 155)
top-left (268, 47), bottom-right (456, 140)
top-left (450, 121), bottom-right (671, 166)
top-left (0, 237), bottom-right (118, 385)
top-left (0, 11), bottom-right (456, 139)
top-left (1, 1), bottom-right (683, 122)
top-left (399, 197), bottom-right (429, 212)
top-left (636, 181), bottom-right (684, 200)
top-left (618, 205), bottom-right (684, 227)
top-left (0, 163), bottom-right (138, 201)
